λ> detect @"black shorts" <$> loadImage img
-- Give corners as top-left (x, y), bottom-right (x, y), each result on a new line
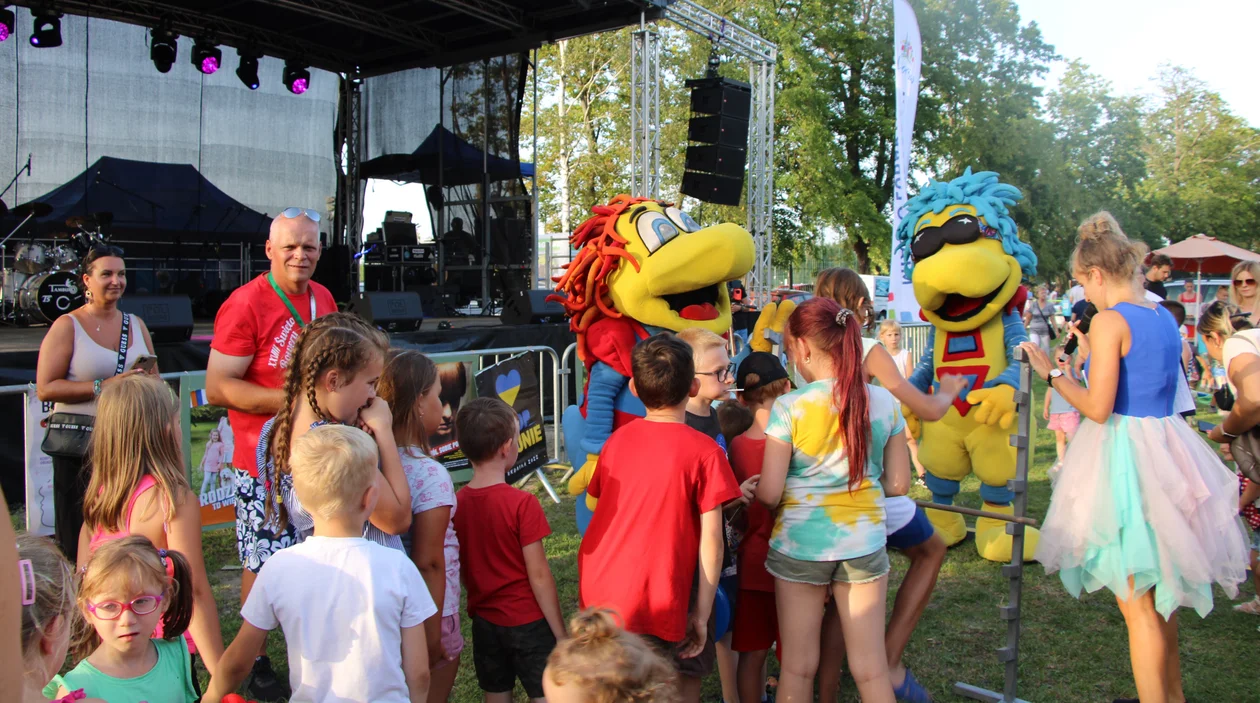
top-left (640, 579), bottom-right (718, 679)
top-left (471, 616), bottom-right (556, 698)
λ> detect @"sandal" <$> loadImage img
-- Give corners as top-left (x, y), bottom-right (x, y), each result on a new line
top-left (1233, 596), bottom-right (1260, 615)
top-left (893, 668), bottom-right (932, 703)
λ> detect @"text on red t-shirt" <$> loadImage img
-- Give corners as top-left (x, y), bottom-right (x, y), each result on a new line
top-left (452, 483), bottom-right (552, 627)
top-left (578, 419), bottom-right (741, 642)
top-left (210, 273), bottom-right (336, 476)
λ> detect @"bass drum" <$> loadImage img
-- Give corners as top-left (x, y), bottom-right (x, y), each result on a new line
top-left (19, 271), bottom-right (83, 324)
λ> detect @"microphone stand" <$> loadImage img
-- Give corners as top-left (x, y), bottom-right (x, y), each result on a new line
top-left (0, 155), bottom-right (31, 201)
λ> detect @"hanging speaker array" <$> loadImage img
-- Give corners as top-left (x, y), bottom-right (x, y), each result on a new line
top-left (680, 76), bottom-right (751, 206)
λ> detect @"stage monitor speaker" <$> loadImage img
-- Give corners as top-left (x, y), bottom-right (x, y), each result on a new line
top-left (501, 289), bottom-right (566, 325)
top-left (680, 171), bottom-right (744, 207)
top-left (684, 145), bottom-right (746, 178)
top-left (688, 77), bottom-right (752, 118)
top-left (349, 291), bottom-right (424, 333)
top-left (312, 243), bottom-right (352, 303)
top-left (117, 295), bottom-right (193, 344)
top-left (687, 115), bottom-right (749, 148)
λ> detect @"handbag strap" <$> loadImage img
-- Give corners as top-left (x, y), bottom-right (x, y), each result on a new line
top-left (115, 313), bottom-right (131, 376)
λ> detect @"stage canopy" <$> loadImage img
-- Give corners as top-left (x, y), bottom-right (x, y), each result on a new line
top-left (11, 156), bottom-right (273, 238)
top-left (361, 124), bottom-right (535, 185)
top-left (18, 1), bottom-right (669, 76)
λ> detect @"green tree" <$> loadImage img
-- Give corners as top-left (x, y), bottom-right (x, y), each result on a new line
top-left (1139, 66), bottom-right (1260, 249)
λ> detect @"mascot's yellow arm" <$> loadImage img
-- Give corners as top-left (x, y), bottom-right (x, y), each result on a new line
top-left (749, 300), bottom-right (797, 354)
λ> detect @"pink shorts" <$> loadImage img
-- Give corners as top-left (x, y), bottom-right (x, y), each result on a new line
top-left (1047, 411), bottom-right (1080, 434)
top-left (434, 613), bottom-right (464, 669)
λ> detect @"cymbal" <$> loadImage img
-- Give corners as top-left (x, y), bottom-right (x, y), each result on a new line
top-left (11, 201), bottom-right (52, 219)
top-left (66, 215), bottom-right (95, 228)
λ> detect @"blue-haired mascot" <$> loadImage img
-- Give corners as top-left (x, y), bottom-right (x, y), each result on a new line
top-left (895, 168), bottom-right (1039, 562)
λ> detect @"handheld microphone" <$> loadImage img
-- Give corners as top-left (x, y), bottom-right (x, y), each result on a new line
top-left (1062, 303), bottom-right (1098, 357)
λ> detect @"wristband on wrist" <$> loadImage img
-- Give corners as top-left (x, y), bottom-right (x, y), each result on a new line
top-left (1221, 429), bottom-right (1238, 440)
top-left (93, 379), bottom-right (102, 397)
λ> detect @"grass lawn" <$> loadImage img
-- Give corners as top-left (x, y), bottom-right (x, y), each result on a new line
top-left (18, 380), bottom-right (1260, 702)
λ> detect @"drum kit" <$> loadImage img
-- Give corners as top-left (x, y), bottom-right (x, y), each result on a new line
top-left (0, 198), bottom-right (114, 326)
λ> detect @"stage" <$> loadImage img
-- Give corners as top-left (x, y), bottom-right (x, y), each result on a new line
top-left (0, 316), bottom-right (577, 505)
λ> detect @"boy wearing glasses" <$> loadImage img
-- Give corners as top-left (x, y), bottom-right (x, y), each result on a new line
top-left (677, 327), bottom-right (735, 451)
top-left (578, 334), bottom-right (742, 703)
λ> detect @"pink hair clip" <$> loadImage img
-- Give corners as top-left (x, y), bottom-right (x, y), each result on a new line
top-left (19, 559), bottom-right (35, 606)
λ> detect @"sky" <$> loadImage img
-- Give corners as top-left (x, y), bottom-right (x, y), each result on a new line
top-left (1017, 0), bottom-right (1260, 127)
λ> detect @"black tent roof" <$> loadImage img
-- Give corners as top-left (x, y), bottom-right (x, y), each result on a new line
top-left (8, 156), bottom-right (272, 237)
top-left (16, 1), bottom-right (669, 77)
top-left (361, 124), bottom-right (536, 185)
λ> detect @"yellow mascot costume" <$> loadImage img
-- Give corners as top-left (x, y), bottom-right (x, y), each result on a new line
top-left (896, 168), bottom-right (1039, 562)
top-left (551, 195), bottom-right (754, 526)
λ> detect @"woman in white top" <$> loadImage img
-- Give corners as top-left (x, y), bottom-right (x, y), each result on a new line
top-left (36, 244), bottom-right (156, 561)
top-left (1200, 300), bottom-right (1260, 615)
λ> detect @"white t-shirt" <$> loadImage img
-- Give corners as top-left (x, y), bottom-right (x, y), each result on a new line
top-left (399, 451), bottom-right (461, 617)
top-left (884, 495), bottom-right (918, 534)
top-left (1223, 329), bottom-right (1260, 395)
top-left (1068, 285), bottom-right (1086, 306)
top-left (242, 536), bottom-right (436, 703)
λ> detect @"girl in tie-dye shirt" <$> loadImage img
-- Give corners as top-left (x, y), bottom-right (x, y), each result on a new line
top-left (755, 297), bottom-right (911, 703)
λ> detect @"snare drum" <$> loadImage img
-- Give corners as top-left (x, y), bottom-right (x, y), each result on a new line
top-left (51, 245), bottom-right (79, 271)
top-left (14, 243), bottom-right (49, 274)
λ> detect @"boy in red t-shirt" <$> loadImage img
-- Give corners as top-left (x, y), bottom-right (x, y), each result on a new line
top-left (578, 333), bottom-right (742, 703)
top-left (452, 398), bottom-right (566, 702)
top-left (727, 352), bottom-right (792, 703)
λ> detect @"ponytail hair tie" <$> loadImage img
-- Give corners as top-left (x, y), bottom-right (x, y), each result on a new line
top-left (18, 559), bottom-right (34, 606)
top-left (158, 549), bottom-right (174, 579)
top-left (835, 309), bottom-right (853, 327)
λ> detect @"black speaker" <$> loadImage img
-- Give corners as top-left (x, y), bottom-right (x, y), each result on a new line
top-left (312, 243), bottom-right (352, 303)
top-left (684, 145), bottom-right (746, 178)
top-left (117, 295), bottom-right (194, 343)
top-left (502, 290), bottom-right (566, 325)
top-left (349, 291), bottom-right (424, 332)
top-left (687, 115), bottom-right (749, 148)
top-left (683, 76), bottom-right (751, 205)
top-left (681, 172), bottom-right (744, 207)
top-left (383, 221), bottom-right (418, 246)
top-left (688, 76), bottom-right (752, 118)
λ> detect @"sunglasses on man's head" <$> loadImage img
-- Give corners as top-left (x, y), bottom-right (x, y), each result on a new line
top-left (280, 207), bottom-right (321, 223)
top-left (1234, 278), bottom-right (1257, 287)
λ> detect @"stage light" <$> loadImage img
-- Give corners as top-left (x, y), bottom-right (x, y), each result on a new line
top-left (30, 7), bottom-right (61, 48)
top-left (283, 60), bottom-right (310, 95)
top-left (0, 8), bottom-right (15, 43)
top-left (191, 37), bottom-right (221, 75)
top-left (150, 26), bottom-right (178, 73)
top-left (236, 48), bottom-right (261, 90)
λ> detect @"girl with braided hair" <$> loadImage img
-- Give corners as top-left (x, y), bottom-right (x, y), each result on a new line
top-left (255, 312), bottom-right (413, 555)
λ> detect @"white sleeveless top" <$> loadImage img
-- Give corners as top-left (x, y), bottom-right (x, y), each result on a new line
top-left (54, 315), bottom-right (152, 416)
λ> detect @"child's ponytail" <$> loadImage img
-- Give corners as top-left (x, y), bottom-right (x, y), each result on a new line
top-left (159, 547), bottom-right (194, 640)
top-left (547, 608), bottom-right (679, 702)
top-left (786, 297), bottom-right (871, 492)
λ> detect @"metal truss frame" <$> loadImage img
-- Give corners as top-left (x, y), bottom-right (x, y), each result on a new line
top-left (335, 75), bottom-right (364, 252)
top-left (629, 0), bottom-right (777, 305)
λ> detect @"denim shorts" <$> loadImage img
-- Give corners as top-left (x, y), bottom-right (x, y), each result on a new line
top-left (765, 547), bottom-right (890, 586)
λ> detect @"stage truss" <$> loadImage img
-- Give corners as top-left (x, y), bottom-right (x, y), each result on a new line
top-left (631, 1), bottom-right (777, 305)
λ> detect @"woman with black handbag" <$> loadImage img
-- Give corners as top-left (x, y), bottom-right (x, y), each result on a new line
top-left (35, 245), bottom-right (156, 561)
top-left (1023, 284), bottom-right (1060, 357)
top-left (1199, 300), bottom-right (1260, 615)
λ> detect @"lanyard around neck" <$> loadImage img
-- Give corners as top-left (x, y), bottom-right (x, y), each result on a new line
top-left (266, 272), bottom-right (316, 328)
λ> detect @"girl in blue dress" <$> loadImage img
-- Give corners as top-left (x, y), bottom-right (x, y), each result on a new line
top-left (1022, 212), bottom-right (1248, 703)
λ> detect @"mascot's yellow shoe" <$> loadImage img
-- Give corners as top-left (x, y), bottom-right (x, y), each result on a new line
top-left (922, 504), bottom-right (967, 547)
top-left (975, 502), bottom-right (1039, 562)
top-left (567, 454), bottom-right (600, 510)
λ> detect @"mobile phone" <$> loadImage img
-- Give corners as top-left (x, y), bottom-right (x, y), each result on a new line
top-left (133, 355), bottom-right (157, 373)
top-left (1197, 420), bottom-right (1215, 435)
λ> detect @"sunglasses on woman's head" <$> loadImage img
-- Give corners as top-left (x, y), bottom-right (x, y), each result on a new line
top-left (280, 207), bottom-right (321, 223)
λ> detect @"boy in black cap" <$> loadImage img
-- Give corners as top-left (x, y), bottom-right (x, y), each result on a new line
top-left (727, 351), bottom-right (792, 703)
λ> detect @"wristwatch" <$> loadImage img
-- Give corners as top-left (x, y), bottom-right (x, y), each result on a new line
top-left (93, 379), bottom-right (102, 397)
top-left (1046, 369), bottom-right (1064, 384)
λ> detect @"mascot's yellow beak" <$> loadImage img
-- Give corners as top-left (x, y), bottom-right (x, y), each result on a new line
top-left (910, 206), bottom-right (1022, 332)
top-left (607, 202), bottom-right (754, 335)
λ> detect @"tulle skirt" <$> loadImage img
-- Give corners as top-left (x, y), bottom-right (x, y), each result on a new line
top-left (1035, 413), bottom-right (1250, 618)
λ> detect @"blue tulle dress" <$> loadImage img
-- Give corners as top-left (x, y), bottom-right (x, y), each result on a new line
top-left (1035, 302), bottom-right (1250, 618)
